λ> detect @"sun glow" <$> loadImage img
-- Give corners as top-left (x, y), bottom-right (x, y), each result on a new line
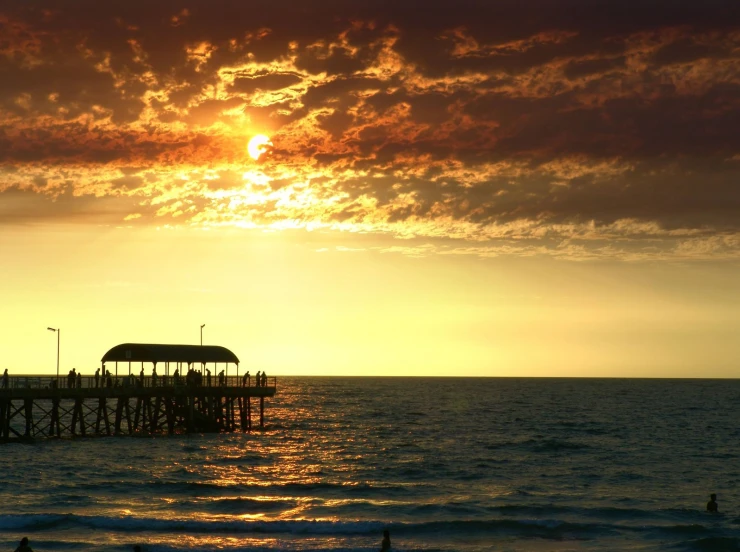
top-left (247, 134), bottom-right (273, 160)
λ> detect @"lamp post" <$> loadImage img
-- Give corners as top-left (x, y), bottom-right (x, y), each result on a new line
top-left (47, 327), bottom-right (59, 381)
top-left (200, 324), bottom-right (206, 346)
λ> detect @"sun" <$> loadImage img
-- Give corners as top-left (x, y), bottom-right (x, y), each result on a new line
top-left (247, 134), bottom-right (272, 160)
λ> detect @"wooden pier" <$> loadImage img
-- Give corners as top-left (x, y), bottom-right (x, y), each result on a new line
top-left (0, 343), bottom-right (276, 441)
top-left (0, 375), bottom-right (275, 441)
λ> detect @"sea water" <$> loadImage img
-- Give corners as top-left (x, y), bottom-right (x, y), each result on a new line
top-left (1, 377), bottom-right (739, 551)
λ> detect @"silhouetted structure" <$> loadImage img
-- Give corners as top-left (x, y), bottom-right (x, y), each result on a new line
top-left (0, 343), bottom-right (275, 441)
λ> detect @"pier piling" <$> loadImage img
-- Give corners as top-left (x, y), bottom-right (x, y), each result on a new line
top-left (0, 375), bottom-right (276, 441)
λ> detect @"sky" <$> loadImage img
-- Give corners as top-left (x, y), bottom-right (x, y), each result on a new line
top-left (1, 0), bottom-right (740, 377)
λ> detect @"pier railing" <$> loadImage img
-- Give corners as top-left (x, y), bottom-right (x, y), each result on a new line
top-left (0, 374), bottom-right (277, 440)
top-left (0, 375), bottom-right (277, 391)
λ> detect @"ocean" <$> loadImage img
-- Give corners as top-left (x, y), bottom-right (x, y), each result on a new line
top-left (1, 377), bottom-right (739, 551)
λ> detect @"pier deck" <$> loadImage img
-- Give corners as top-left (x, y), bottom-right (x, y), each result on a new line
top-left (0, 375), bottom-right (276, 441)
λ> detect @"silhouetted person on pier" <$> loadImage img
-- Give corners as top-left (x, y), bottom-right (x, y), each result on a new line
top-left (95, 368), bottom-right (100, 388)
top-left (243, 371), bottom-right (249, 387)
top-left (76, 371), bottom-right (82, 389)
top-left (106, 370), bottom-right (113, 388)
top-left (707, 493), bottom-right (718, 512)
top-left (14, 536), bottom-right (33, 552)
top-left (2, 368), bottom-right (8, 388)
top-left (262, 371), bottom-right (267, 387)
top-left (218, 370), bottom-right (225, 386)
top-left (174, 368), bottom-right (180, 386)
top-left (206, 368), bottom-right (212, 386)
top-left (67, 369), bottom-right (75, 389)
top-left (152, 366), bottom-right (158, 387)
top-left (380, 529), bottom-right (391, 551)
top-left (255, 370), bottom-right (261, 387)
top-left (139, 367), bottom-right (144, 387)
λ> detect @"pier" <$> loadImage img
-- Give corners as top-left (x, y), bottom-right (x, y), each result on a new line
top-left (0, 343), bottom-right (276, 441)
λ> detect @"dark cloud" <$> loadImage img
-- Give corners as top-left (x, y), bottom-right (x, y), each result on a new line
top-left (461, 85), bottom-right (740, 160)
top-left (563, 56), bottom-right (626, 79)
top-left (317, 109), bottom-right (355, 139)
top-left (230, 73), bottom-right (303, 94)
top-left (650, 38), bottom-right (729, 67)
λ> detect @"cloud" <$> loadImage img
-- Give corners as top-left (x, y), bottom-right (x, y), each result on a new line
top-left (1, 0), bottom-right (739, 261)
top-left (230, 73), bottom-right (303, 94)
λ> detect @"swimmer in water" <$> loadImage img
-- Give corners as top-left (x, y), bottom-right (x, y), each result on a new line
top-left (14, 537), bottom-right (33, 552)
top-left (380, 529), bottom-right (391, 551)
top-left (707, 493), bottom-right (718, 513)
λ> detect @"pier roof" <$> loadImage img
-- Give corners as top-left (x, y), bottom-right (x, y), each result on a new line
top-left (102, 343), bottom-right (239, 364)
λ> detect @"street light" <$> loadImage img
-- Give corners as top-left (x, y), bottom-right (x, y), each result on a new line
top-left (47, 327), bottom-right (60, 380)
top-left (200, 324), bottom-right (206, 346)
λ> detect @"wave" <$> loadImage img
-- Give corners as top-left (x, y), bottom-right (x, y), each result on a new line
top-left (0, 513), bottom-right (730, 541)
top-left (483, 438), bottom-right (591, 453)
top-left (492, 504), bottom-right (654, 519)
top-left (680, 537), bottom-right (740, 551)
top-left (0, 514), bottom-right (383, 535)
top-left (521, 438), bottom-right (591, 452)
top-left (44, 480), bottom-right (416, 505)
top-left (183, 497), bottom-right (300, 514)
top-left (489, 504), bottom-right (710, 522)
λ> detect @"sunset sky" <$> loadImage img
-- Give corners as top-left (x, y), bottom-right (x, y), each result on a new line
top-left (2, 0), bottom-right (740, 377)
